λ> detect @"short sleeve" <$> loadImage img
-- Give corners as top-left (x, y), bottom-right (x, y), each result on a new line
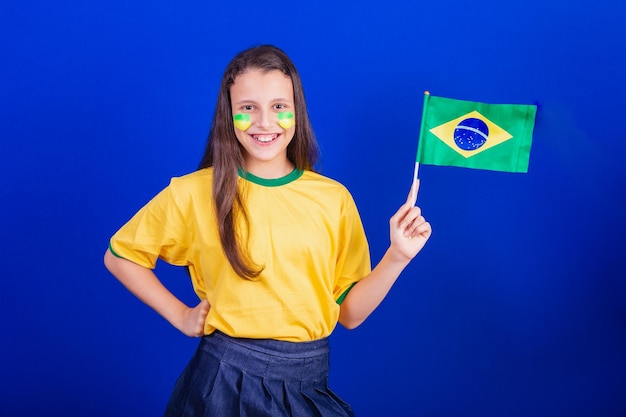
top-left (109, 181), bottom-right (192, 269)
top-left (333, 189), bottom-right (371, 302)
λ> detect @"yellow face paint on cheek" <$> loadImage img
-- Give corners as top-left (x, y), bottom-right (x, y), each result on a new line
top-left (233, 113), bottom-right (251, 131)
top-left (278, 111), bottom-right (295, 129)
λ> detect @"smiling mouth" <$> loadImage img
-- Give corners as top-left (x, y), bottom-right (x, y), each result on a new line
top-left (251, 133), bottom-right (279, 144)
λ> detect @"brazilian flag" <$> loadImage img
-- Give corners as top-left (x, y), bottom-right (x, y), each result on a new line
top-left (416, 93), bottom-right (537, 173)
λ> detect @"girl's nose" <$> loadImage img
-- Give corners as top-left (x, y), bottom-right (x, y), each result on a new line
top-left (257, 109), bottom-right (273, 129)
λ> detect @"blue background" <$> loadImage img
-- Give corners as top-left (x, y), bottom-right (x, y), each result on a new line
top-left (2, 1), bottom-right (625, 416)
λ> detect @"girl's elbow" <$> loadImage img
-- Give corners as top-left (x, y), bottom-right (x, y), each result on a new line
top-left (340, 320), bottom-right (362, 330)
top-left (338, 310), bottom-right (366, 330)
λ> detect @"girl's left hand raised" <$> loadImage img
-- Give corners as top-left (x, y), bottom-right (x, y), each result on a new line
top-left (388, 180), bottom-right (432, 263)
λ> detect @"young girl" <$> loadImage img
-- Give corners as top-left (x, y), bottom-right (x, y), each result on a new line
top-left (104, 44), bottom-right (431, 417)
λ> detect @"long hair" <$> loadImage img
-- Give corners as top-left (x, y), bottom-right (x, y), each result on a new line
top-left (199, 45), bottom-right (319, 280)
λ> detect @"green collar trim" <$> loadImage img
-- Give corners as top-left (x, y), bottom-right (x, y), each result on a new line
top-left (238, 167), bottom-right (303, 187)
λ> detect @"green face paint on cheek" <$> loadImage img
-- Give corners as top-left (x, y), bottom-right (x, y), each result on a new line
top-left (278, 111), bottom-right (295, 129)
top-left (233, 113), bottom-right (251, 131)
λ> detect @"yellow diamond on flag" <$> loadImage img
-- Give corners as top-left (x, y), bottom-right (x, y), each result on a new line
top-left (429, 110), bottom-right (513, 158)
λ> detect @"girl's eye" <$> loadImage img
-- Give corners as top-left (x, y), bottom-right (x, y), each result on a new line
top-left (274, 104), bottom-right (286, 110)
top-left (243, 105), bottom-right (254, 111)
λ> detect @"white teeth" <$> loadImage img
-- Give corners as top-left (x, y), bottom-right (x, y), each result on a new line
top-left (253, 134), bottom-right (277, 143)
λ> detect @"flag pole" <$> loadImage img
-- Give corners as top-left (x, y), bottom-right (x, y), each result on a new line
top-left (411, 90), bottom-right (429, 206)
top-left (410, 161), bottom-right (419, 206)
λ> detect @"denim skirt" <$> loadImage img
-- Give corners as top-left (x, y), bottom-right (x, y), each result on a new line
top-left (163, 331), bottom-right (354, 417)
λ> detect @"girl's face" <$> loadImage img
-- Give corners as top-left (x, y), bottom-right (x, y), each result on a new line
top-left (230, 69), bottom-right (296, 178)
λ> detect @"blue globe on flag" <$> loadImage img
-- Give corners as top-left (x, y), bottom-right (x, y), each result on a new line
top-left (454, 118), bottom-right (489, 151)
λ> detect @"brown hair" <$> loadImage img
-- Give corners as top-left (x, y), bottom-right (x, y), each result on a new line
top-left (199, 45), bottom-right (319, 279)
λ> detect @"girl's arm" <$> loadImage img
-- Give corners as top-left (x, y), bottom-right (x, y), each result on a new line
top-left (338, 180), bottom-right (431, 329)
top-left (104, 249), bottom-right (210, 337)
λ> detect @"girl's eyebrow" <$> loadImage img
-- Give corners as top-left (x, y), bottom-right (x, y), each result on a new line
top-left (232, 99), bottom-right (256, 105)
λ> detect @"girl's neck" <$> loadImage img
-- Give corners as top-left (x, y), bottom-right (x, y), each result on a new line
top-left (243, 159), bottom-right (295, 179)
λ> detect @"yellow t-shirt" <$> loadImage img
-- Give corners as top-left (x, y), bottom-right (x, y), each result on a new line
top-left (109, 167), bottom-right (371, 341)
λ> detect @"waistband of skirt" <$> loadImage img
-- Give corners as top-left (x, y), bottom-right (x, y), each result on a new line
top-left (211, 330), bottom-right (329, 358)
top-left (199, 330), bottom-right (331, 381)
